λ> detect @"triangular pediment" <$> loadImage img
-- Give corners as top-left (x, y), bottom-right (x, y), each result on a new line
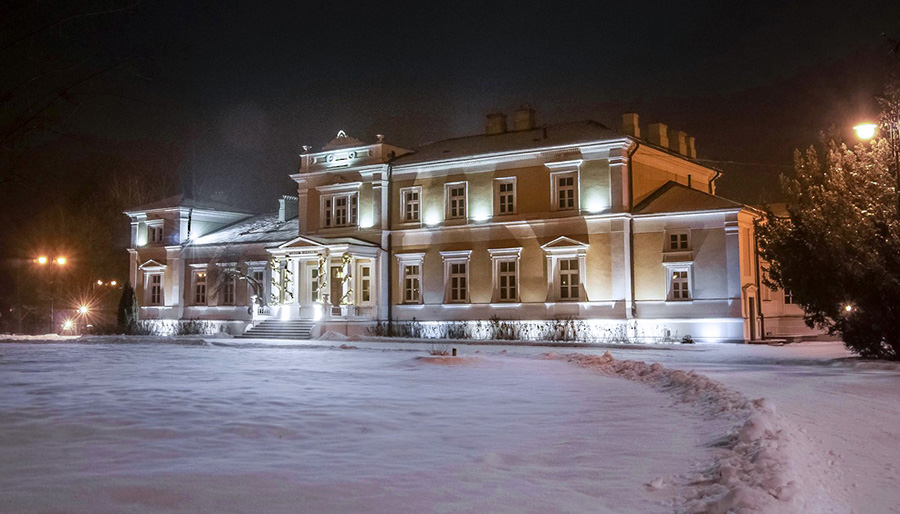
top-left (323, 130), bottom-right (365, 150)
top-left (540, 236), bottom-right (589, 250)
top-left (277, 235), bottom-right (327, 249)
top-left (138, 259), bottom-right (167, 270)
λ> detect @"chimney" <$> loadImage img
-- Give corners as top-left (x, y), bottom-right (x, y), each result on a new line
top-left (668, 130), bottom-right (687, 155)
top-left (647, 123), bottom-right (668, 147)
top-left (278, 195), bottom-right (299, 222)
top-left (513, 105), bottom-right (535, 131)
top-left (485, 112), bottom-right (507, 135)
top-left (621, 113), bottom-right (640, 137)
top-left (687, 136), bottom-right (697, 159)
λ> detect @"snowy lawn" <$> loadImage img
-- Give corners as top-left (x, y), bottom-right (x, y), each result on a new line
top-left (0, 341), bottom-right (712, 514)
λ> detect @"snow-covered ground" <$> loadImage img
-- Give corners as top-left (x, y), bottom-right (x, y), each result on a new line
top-left (1, 337), bottom-right (895, 513)
top-left (0, 341), bottom-right (709, 513)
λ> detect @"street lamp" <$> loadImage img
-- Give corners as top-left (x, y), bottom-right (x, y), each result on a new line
top-left (34, 255), bottom-right (67, 333)
top-left (856, 116), bottom-right (900, 212)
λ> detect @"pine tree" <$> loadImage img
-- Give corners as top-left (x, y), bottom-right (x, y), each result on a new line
top-left (757, 84), bottom-right (900, 359)
top-left (116, 281), bottom-right (137, 334)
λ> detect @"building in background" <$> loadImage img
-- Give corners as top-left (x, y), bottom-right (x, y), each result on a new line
top-left (125, 109), bottom-right (815, 342)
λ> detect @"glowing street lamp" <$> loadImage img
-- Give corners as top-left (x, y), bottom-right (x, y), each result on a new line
top-left (55, 257), bottom-right (66, 265)
top-left (78, 305), bottom-right (89, 315)
top-left (63, 319), bottom-right (74, 331)
top-left (854, 123), bottom-right (878, 140)
top-left (37, 256), bottom-right (48, 265)
top-left (34, 254), bottom-right (68, 332)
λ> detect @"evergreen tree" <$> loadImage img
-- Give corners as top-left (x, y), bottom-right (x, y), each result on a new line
top-left (116, 281), bottom-right (137, 334)
top-left (757, 85), bottom-right (900, 359)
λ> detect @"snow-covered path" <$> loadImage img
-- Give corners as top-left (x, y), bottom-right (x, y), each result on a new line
top-left (605, 342), bottom-right (898, 514)
top-left (0, 342), bottom-right (709, 513)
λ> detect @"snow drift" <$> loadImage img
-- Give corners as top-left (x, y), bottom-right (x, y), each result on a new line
top-left (550, 351), bottom-right (841, 513)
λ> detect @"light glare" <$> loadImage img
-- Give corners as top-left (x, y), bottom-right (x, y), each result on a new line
top-left (854, 123), bottom-right (877, 140)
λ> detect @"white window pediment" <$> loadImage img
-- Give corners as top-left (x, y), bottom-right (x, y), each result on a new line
top-left (540, 236), bottom-right (589, 254)
top-left (138, 259), bottom-right (167, 272)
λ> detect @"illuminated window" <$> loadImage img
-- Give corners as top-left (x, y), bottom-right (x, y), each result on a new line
top-left (446, 182), bottom-right (467, 219)
top-left (400, 187), bottom-right (421, 223)
top-left (149, 274), bottom-right (162, 305)
top-left (665, 265), bottom-right (692, 301)
top-left (550, 171), bottom-right (578, 211)
top-left (559, 258), bottom-right (580, 300)
top-left (223, 276), bottom-right (235, 305)
top-left (322, 193), bottom-right (358, 228)
top-left (667, 231), bottom-right (690, 251)
top-left (359, 265), bottom-right (371, 303)
top-left (148, 224), bottom-right (164, 244)
top-left (309, 267), bottom-right (320, 303)
top-left (403, 265), bottom-right (420, 303)
top-left (441, 251), bottom-right (471, 303)
top-left (194, 271), bottom-right (207, 305)
top-left (495, 178), bottom-right (516, 215)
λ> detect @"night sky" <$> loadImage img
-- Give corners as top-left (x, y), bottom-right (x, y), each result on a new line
top-left (1, 1), bottom-right (899, 309)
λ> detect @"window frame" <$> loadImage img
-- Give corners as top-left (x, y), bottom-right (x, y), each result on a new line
top-left (147, 222), bottom-right (164, 245)
top-left (222, 274), bottom-right (236, 305)
top-left (396, 253), bottom-right (425, 304)
top-left (440, 250), bottom-right (472, 304)
top-left (541, 237), bottom-right (588, 302)
top-left (320, 192), bottom-right (358, 228)
top-left (400, 186), bottom-right (422, 224)
top-left (358, 263), bottom-right (373, 305)
top-left (494, 177), bottom-right (517, 216)
top-left (147, 273), bottom-right (163, 306)
top-left (664, 263), bottom-right (693, 302)
top-left (548, 167), bottom-right (580, 212)
top-left (444, 181), bottom-right (468, 220)
top-left (191, 268), bottom-right (208, 306)
top-left (666, 230), bottom-right (691, 252)
top-left (489, 247), bottom-right (522, 303)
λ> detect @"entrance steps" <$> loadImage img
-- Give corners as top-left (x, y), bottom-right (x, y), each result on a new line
top-left (236, 319), bottom-right (317, 340)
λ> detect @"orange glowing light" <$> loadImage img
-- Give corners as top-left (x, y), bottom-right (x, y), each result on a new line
top-left (854, 123), bottom-right (878, 140)
top-left (37, 256), bottom-right (49, 265)
top-left (55, 257), bottom-right (67, 265)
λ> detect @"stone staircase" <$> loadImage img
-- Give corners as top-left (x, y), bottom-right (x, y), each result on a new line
top-left (236, 319), bottom-right (317, 340)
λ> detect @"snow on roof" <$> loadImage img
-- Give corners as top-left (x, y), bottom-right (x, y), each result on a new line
top-left (393, 120), bottom-right (625, 165)
top-left (125, 194), bottom-right (253, 214)
top-left (633, 181), bottom-right (745, 215)
top-left (190, 213), bottom-right (298, 246)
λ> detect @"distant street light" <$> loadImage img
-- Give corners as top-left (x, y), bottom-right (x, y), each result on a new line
top-left (78, 305), bottom-right (89, 315)
top-left (34, 255), bottom-right (68, 333)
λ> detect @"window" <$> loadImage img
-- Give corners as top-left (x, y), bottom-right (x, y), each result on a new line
top-left (194, 271), bottom-right (207, 305)
top-left (495, 178), bottom-right (516, 215)
top-left (665, 265), bottom-right (692, 301)
top-left (223, 276), bottom-right (235, 305)
top-left (490, 247), bottom-right (521, 303)
top-left (446, 183), bottom-right (467, 219)
top-left (448, 262), bottom-right (467, 302)
top-left (498, 261), bottom-right (517, 301)
top-left (401, 187), bottom-right (421, 223)
top-left (784, 289), bottom-right (794, 305)
top-left (148, 224), bottom-right (163, 244)
top-left (668, 231), bottom-right (689, 251)
top-left (322, 193), bottom-right (358, 228)
top-left (359, 265), bottom-right (371, 303)
top-left (309, 267), bottom-right (320, 302)
top-left (148, 274), bottom-right (162, 305)
top-left (403, 265), bottom-right (420, 303)
top-left (549, 170), bottom-right (579, 211)
top-left (559, 258), bottom-right (580, 300)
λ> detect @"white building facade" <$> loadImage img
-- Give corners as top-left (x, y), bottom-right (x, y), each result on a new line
top-left (125, 110), bottom-right (807, 342)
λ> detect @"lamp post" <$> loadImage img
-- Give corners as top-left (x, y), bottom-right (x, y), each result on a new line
top-left (856, 114), bottom-right (900, 212)
top-left (35, 255), bottom-right (67, 332)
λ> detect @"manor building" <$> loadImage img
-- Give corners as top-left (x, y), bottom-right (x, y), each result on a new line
top-left (126, 110), bottom-right (803, 342)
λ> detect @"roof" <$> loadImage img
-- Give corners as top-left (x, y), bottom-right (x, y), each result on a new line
top-left (125, 194), bottom-right (253, 214)
top-left (632, 181), bottom-right (745, 215)
top-left (392, 120), bottom-right (625, 165)
top-left (190, 213), bottom-right (298, 246)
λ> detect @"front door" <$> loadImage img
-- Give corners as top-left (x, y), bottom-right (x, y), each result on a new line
top-left (330, 266), bottom-right (342, 306)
